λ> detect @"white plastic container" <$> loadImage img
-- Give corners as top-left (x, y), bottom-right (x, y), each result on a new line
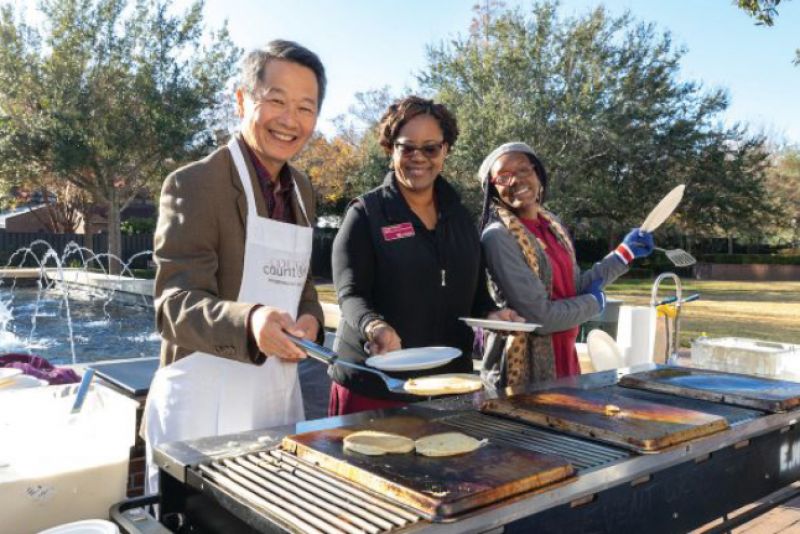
top-left (0, 383), bottom-right (137, 533)
top-left (39, 519), bottom-right (120, 534)
top-left (691, 337), bottom-right (800, 379)
top-left (616, 305), bottom-right (658, 366)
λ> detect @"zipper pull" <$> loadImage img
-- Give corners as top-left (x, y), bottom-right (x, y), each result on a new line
top-left (441, 269), bottom-right (446, 287)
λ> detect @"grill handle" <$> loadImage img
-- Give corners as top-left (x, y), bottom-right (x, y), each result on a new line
top-left (286, 334), bottom-right (338, 365)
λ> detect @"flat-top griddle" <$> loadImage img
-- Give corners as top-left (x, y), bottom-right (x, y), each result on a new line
top-left (281, 414), bottom-right (575, 519)
top-left (480, 386), bottom-right (729, 453)
top-left (619, 367), bottom-right (800, 412)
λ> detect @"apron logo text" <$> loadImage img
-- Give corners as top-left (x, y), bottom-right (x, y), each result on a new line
top-left (263, 258), bottom-right (309, 286)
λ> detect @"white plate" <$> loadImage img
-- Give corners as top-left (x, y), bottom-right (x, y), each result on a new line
top-left (460, 317), bottom-right (541, 333)
top-left (640, 184), bottom-right (685, 233)
top-left (586, 329), bottom-right (624, 372)
top-left (365, 347), bottom-right (461, 371)
top-left (0, 368), bottom-right (22, 386)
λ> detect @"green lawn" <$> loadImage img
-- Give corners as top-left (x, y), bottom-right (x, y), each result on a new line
top-left (317, 280), bottom-right (800, 348)
top-left (605, 279), bottom-right (800, 347)
top-left (316, 283), bottom-right (336, 304)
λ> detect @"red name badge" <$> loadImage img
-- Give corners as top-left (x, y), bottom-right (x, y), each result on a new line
top-left (381, 222), bottom-right (415, 241)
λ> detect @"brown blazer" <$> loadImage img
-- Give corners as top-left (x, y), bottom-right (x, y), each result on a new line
top-left (153, 134), bottom-right (324, 367)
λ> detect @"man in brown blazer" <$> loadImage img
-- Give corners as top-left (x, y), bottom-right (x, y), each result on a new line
top-left (144, 40), bottom-right (326, 495)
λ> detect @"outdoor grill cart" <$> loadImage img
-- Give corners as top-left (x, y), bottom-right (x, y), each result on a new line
top-left (111, 364), bottom-right (800, 533)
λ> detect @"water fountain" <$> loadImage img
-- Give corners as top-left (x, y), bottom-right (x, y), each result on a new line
top-left (0, 240), bottom-right (158, 366)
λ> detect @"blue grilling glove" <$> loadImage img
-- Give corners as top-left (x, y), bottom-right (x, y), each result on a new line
top-left (615, 228), bottom-right (655, 264)
top-left (584, 277), bottom-right (606, 314)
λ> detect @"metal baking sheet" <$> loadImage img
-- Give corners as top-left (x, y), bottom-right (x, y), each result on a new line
top-left (619, 367), bottom-right (800, 413)
top-left (480, 387), bottom-right (729, 453)
top-left (281, 414), bottom-right (575, 519)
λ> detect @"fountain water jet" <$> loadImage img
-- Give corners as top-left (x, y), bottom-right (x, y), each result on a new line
top-left (0, 240), bottom-right (156, 365)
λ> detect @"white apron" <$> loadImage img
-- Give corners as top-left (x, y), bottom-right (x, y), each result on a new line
top-left (144, 137), bottom-right (312, 495)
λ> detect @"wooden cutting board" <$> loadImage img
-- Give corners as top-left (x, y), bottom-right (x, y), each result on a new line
top-left (281, 415), bottom-right (574, 519)
top-left (480, 387), bottom-right (729, 453)
top-left (619, 367), bottom-right (800, 412)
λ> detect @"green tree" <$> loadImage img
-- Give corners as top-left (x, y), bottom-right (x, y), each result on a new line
top-left (738, 0), bottom-right (783, 24)
top-left (0, 0), bottom-right (239, 270)
top-left (293, 133), bottom-right (361, 216)
top-left (334, 87), bottom-right (398, 206)
top-left (679, 132), bottom-right (777, 252)
top-left (736, 0), bottom-right (799, 65)
top-left (765, 147), bottom-right (800, 246)
top-left (419, 1), bottom-right (774, 248)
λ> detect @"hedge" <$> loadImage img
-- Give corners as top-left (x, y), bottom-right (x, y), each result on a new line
top-left (696, 254), bottom-right (800, 265)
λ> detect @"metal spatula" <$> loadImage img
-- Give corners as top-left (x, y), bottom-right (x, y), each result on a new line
top-left (654, 246), bottom-right (696, 267)
top-left (287, 334), bottom-right (407, 394)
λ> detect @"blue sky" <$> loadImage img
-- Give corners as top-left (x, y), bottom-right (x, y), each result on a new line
top-left (167, 1), bottom-right (799, 144)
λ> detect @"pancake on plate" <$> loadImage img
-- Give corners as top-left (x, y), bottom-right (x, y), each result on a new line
top-left (403, 373), bottom-right (483, 396)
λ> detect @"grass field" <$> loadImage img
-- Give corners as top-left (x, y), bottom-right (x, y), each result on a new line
top-left (605, 279), bottom-right (800, 347)
top-left (316, 280), bottom-right (800, 348)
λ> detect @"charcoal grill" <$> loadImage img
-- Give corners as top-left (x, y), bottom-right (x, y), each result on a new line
top-left (112, 365), bottom-right (800, 533)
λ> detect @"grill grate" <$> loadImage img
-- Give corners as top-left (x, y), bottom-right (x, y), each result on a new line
top-left (199, 449), bottom-right (423, 534)
top-left (438, 412), bottom-right (630, 472)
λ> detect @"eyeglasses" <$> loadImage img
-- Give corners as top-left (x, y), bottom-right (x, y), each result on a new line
top-left (490, 166), bottom-right (537, 187)
top-left (393, 141), bottom-right (445, 159)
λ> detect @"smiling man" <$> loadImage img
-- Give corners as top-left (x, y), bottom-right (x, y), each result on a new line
top-left (143, 40), bottom-right (326, 496)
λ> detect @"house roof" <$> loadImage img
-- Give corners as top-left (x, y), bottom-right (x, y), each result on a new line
top-left (0, 204), bottom-right (47, 229)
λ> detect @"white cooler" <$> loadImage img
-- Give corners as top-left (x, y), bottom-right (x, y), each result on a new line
top-left (0, 383), bottom-right (137, 533)
top-left (691, 337), bottom-right (800, 380)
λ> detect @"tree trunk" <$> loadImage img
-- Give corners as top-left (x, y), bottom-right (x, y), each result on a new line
top-left (106, 194), bottom-right (123, 275)
top-left (82, 211), bottom-right (93, 251)
top-left (727, 235), bottom-right (734, 255)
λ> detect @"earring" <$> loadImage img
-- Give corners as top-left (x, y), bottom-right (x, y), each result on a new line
top-left (536, 187), bottom-right (543, 203)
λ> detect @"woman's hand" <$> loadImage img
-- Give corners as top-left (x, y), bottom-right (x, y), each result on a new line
top-left (615, 228), bottom-right (655, 264)
top-left (365, 321), bottom-right (402, 355)
top-left (583, 278), bottom-right (606, 313)
top-left (487, 308), bottom-right (525, 323)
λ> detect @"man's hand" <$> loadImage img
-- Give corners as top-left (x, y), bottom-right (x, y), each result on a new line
top-left (250, 306), bottom-right (306, 360)
top-left (295, 314), bottom-right (320, 342)
top-left (365, 321), bottom-right (402, 355)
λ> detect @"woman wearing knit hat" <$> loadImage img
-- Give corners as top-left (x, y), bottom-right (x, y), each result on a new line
top-left (477, 142), bottom-right (654, 390)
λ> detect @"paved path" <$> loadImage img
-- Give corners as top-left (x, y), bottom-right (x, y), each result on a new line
top-left (691, 483), bottom-right (800, 533)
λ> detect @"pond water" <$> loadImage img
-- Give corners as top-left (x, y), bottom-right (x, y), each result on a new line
top-left (0, 287), bottom-right (159, 365)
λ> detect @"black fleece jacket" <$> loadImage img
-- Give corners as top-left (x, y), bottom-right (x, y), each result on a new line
top-left (330, 172), bottom-right (497, 400)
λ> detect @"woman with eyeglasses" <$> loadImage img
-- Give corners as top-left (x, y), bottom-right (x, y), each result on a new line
top-left (329, 96), bottom-right (520, 415)
top-left (478, 142), bottom-right (655, 390)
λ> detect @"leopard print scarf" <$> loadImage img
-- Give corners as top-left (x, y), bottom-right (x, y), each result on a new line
top-left (493, 203), bottom-right (576, 387)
